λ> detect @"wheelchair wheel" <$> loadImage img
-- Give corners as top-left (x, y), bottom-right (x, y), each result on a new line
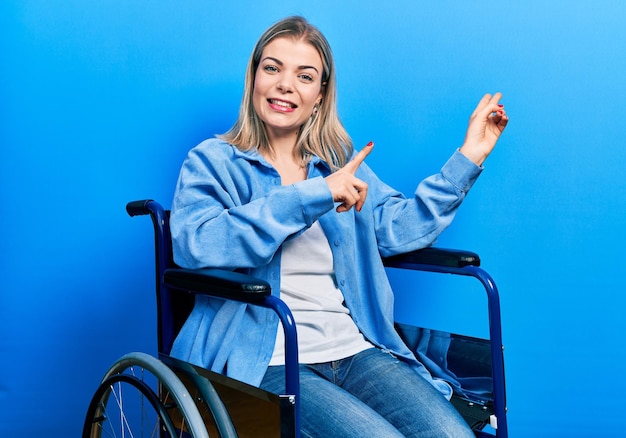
top-left (83, 352), bottom-right (210, 438)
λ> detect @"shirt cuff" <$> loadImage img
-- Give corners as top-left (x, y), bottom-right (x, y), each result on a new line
top-left (293, 176), bottom-right (335, 225)
top-left (440, 149), bottom-right (483, 193)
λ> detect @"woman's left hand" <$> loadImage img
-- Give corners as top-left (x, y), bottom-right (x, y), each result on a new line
top-left (459, 92), bottom-right (509, 166)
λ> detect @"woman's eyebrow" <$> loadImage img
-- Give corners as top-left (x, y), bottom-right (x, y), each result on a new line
top-left (262, 56), bottom-right (319, 74)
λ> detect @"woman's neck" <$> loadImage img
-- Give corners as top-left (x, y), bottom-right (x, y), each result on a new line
top-left (262, 138), bottom-right (306, 185)
top-left (266, 128), bottom-right (298, 154)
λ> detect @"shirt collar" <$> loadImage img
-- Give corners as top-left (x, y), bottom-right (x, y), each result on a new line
top-left (231, 144), bottom-right (332, 173)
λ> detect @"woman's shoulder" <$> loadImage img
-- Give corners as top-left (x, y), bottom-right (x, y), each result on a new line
top-left (190, 138), bottom-right (260, 160)
top-left (190, 137), bottom-right (237, 157)
top-left (184, 138), bottom-right (264, 183)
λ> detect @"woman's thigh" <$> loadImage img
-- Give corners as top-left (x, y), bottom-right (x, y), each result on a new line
top-left (260, 364), bottom-right (404, 438)
top-left (342, 348), bottom-right (474, 438)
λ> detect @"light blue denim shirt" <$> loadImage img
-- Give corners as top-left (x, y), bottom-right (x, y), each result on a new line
top-left (170, 138), bottom-right (482, 398)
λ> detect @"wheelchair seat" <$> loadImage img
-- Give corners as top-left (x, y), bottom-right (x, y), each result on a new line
top-left (83, 199), bottom-right (508, 438)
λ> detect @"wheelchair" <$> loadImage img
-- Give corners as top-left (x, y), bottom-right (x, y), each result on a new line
top-left (83, 199), bottom-right (508, 437)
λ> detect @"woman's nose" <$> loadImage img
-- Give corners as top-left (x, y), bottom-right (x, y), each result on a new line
top-left (276, 76), bottom-right (294, 93)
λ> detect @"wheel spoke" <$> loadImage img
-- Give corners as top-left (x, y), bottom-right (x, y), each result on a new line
top-left (82, 353), bottom-right (211, 438)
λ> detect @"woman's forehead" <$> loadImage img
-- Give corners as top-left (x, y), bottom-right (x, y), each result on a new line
top-left (261, 37), bottom-right (323, 69)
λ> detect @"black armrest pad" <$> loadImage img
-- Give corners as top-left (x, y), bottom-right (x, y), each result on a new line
top-left (383, 247), bottom-right (480, 269)
top-left (164, 268), bottom-right (271, 304)
top-left (126, 199), bottom-right (154, 217)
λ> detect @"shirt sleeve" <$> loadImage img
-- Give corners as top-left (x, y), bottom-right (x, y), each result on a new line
top-left (366, 149), bottom-right (483, 257)
top-left (170, 140), bottom-right (335, 269)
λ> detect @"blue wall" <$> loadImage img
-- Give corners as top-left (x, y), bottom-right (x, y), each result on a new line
top-left (2, 1), bottom-right (625, 436)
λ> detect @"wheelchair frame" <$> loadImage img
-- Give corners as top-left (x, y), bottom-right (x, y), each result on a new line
top-left (83, 199), bottom-right (508, 437)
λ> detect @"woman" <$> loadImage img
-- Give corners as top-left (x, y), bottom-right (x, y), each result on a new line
top-left (170, 16), bottom-right (508, 437)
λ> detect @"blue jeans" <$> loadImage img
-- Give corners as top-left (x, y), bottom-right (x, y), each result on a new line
top-left (260, 348), bottom-right (474, 438)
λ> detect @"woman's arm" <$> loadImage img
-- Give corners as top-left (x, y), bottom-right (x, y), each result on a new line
top-left (363, 151), bottom-right (482, 257)
top-left (170, 141), bottom-right (335, 269)
top-left (369, 93), bottom-right (508, 255)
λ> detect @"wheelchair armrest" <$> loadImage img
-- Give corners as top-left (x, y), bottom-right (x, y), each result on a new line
top-left (164, 268), bottom-right (271, 304)
top-left (383, 247), bottom-right (480, 269)
top-left (126, 199), bottom-right (155, 217)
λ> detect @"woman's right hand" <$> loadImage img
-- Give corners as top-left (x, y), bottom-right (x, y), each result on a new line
top-left (325, 142), bottom-right (374, 213)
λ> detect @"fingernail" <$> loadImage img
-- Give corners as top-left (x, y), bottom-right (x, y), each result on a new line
top-left (498, 104), bottom-right (504, 107)
top-left (366, 141), bottom-right (374, 147)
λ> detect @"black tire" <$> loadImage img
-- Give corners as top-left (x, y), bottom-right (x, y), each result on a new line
top-left (83, 352), bottom-right (210, 438)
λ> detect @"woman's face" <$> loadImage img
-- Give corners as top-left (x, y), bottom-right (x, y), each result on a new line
top-left (253, 37), bottom-right (324, 143)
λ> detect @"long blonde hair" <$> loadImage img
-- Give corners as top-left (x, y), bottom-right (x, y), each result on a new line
top-left (219, 16), bottom-right (353, 170)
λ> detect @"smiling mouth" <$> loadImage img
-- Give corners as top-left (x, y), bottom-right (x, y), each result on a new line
top-left (268, 99), bottom-right (297, 109)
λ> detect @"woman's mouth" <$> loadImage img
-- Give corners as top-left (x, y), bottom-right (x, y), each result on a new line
top-left (268, 99), bottom-right (297, 112)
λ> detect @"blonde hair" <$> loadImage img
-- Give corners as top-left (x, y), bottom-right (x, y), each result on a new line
top-left (218, 16), bottom-right (353, 170)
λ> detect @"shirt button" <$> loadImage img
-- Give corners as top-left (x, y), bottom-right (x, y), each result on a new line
top-left (334, 240), bottom-right (340, 246)
top-left (340, 279), bottom-right (346, 286)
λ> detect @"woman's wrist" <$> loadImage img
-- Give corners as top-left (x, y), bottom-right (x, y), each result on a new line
top-left (459, 144), bottom-right (488, 167)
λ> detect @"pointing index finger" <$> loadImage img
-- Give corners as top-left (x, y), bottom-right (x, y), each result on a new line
top-left (344, 141), bottom-right (374, 174)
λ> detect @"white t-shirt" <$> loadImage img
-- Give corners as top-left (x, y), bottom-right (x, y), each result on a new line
top-left (269, 221), bottom-right (374, 365)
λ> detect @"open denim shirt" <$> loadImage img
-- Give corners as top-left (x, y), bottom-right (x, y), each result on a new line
top-left (169, 138), bottom-right (482, 399)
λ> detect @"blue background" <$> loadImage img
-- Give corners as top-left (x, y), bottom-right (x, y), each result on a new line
top-left (2, 1), bottom-right (625, 436)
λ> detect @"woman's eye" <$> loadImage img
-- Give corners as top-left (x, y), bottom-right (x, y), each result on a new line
top-left (299, 74), bottom-right (314, 82)
top-left (263, 65), bottom-right (278, 73)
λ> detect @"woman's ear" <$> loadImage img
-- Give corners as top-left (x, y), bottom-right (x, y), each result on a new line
top-left (318, 81), bottom-right (327, 102)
